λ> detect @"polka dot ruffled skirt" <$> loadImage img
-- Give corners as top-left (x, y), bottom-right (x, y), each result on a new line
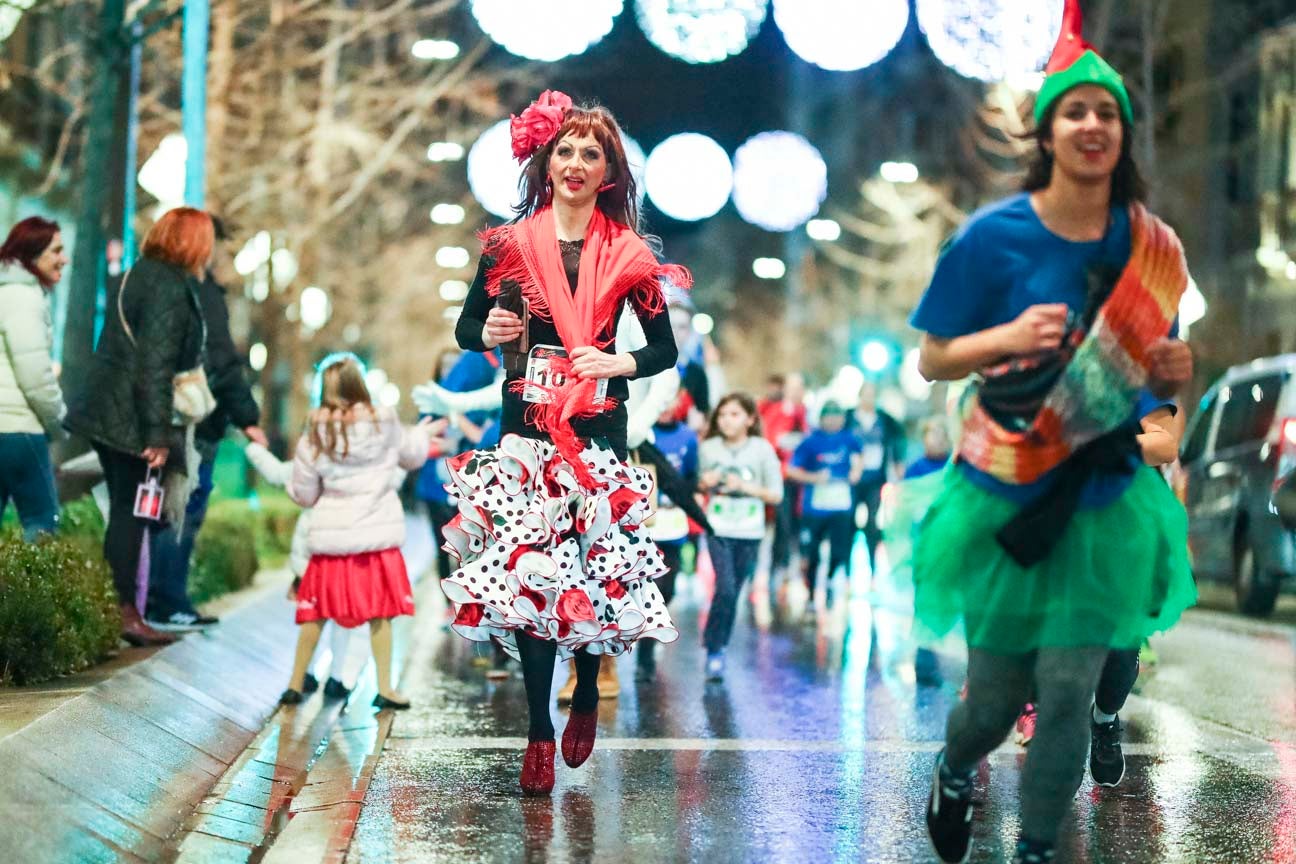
top-left (439, 434), bottom-right (679, 660)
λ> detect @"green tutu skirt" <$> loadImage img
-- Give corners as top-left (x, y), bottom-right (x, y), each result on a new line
top-left (912, 465), bottom-right (1195, 652)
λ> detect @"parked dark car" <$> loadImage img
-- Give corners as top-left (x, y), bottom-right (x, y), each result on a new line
top-left (1180, 354), bottom-right (1296, 615)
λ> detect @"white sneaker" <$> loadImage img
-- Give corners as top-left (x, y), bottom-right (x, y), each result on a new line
top-left (705, 652), bottom-right (725, 681)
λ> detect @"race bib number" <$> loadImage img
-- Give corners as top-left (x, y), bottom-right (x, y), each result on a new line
top-left (707, 495), bottom-right (764, 537)
top-left (810, 480), bottom-right (853, 512)
top-left (861, 443), bottom-right (884, 471)
top-left (523, 344), bottom-right (608, 405)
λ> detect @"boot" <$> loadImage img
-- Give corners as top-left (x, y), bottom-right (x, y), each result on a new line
top-left (120, 604), bottom-right (178, 647)
top-left (519, 740), bottom-right (556, 796)
top-left (556, 660), bottom-right (578, 706)
top-left (561, 705), bottom-right (598, 768)
top-left (597, 654), bottom-right (620, 699)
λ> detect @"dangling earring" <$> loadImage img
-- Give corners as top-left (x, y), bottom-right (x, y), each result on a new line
top-left (597, 181), bottom-right (616, 193)
top-left (544, 177), bottom-right (553, 202)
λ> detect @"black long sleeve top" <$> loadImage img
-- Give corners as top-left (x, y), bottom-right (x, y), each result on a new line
top-left (455, 239), bottom-right (678, 451)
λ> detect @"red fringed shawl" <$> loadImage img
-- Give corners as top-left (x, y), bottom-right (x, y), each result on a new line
top-left (478, 207), bottom-right (692, 489)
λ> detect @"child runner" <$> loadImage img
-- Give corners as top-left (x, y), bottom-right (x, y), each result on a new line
top-left (280, 353), bottom-right (437, 710)
top-left (912, 4), bottom-right (1196, 861)
top-left (786, 401), bottom-right (863, 610)
top-left (698, 392), bottom-right (783, 680)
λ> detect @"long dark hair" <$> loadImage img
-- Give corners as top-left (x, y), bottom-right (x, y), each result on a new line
top-left (1021, 93), bottom-right (1147, 206)
top-left (515, 103), bottom-right (640, 230)
top-left (0, 216), bottom-right (60, 288)
top-left (704, 392), bottom-right (763, 440)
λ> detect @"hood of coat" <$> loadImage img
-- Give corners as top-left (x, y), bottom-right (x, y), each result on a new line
top-left (0, 262), bottom-right (43, 291)
top-left (307, 405), bottom-right (399, 472)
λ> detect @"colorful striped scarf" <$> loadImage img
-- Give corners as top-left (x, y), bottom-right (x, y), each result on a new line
top-left (958, 204), bottom-right (1188, 485)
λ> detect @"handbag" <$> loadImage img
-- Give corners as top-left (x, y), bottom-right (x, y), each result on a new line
top-left (117, 267), bottom-right (217, 425)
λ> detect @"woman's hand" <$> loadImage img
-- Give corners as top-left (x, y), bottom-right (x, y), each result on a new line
top-left (1147, 338), bottom-right (1193, 397)
top-left (482, 308), bottom-right (524, 349)
top-left (1005, 304), bottom-right (1069, 355)
top-left (141, 447), bottom-right (169, 469)
top-left (570, 347), bottom-right (635, 380)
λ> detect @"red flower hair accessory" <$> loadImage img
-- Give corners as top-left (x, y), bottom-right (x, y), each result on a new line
top-left (510, 90), bottom-right (574, 163)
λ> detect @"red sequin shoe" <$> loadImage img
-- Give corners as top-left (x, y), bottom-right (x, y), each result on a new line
top-left (561, 707), bottom-right (599, 768)
top-left (520, 740), bottom-right (556, 796)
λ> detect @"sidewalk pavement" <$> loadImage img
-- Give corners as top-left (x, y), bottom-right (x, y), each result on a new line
top-left (0, 512), bottom-right (436, 863)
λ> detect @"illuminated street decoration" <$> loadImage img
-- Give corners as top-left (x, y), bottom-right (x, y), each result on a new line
top-left (0, 0), bottom-right (35, 42)
top-left (470, 0), bottom-right (623, 61)
top-left (645, 133), bottom-right (733, 222)
top-left (470, 118), bottom-right (646, 219)
top-left (916, 0), bottom-right (1063, 86)
top-left (772, 0), bottom-right (907, 71)
top-left (634, 0), bottom-right (767, 64)
top-left (732, 131), bottom-right (826, 231)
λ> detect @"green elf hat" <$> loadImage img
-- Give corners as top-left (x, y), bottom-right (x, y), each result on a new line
top-left (1033, 0), bottom-right (1134, 126)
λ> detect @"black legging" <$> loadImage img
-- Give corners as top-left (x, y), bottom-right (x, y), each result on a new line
top-left (94, 443), bottom-right (153, 604)
top-left (515, 635), bottom-right (601, 741)
top-left (855, 481), bottom-right (884, 573)
top-left (801, 511), bottom-right (855, 594)
top-left (1095, 648), bottom-right (1140, 716)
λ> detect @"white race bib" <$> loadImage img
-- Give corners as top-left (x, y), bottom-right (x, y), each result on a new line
top-left (707, 495), bottom-right (765, 538)
top-left (861, 443), bottom-right (884, 471)
top-left (810, 480), bottom-right (853, 512)
top-left (652, 505), bottom-right (690, 543)
top-left (523, 344), bottom-right (608, 405)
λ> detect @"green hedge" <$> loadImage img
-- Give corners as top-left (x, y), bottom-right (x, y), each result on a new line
top-left (0, 490), bottom-right (297, 686)
top-left (0, 531), bottom-right (119, 686)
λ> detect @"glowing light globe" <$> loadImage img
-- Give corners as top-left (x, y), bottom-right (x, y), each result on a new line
top-left (772, 0), bottom-right (907, 72)
top-left (644, 133), bottom-right (733, 222)
top-left (469, 119), bottom-right (647, 220)
top-left (634, 0), bottom-right (767, 64)
top-left (916, 0), bottom-right (1063, 85)
top-left (731, 131), bottom-right (827, 232)
top-left (470, 0), bottom-right (623, 61)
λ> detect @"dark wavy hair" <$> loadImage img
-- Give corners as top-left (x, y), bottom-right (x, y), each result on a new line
top-left (515, 103), bottom-right (640, 230)
top-left (0, 216), bottom-right (60, 288)
top-left (1021, 91), bottom-right (1147, 206)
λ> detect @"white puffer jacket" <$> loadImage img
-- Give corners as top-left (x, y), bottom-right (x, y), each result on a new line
top-left (0, 264), bottom-right (65, 437)
top-left (289, 406), bottom-right (429, 556)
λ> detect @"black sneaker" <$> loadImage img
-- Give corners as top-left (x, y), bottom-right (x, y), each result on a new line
top-left (925, 753), bottom-right (974, 863)
top-left (145, 611), bottom-right (207, 632)
top-left (1089, 714), bottom-right (1125, 787)
top-left (323, 677), bottom-right (351, 700)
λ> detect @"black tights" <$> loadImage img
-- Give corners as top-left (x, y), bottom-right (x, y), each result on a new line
top-left (514, 634), bottom-right (600, 741)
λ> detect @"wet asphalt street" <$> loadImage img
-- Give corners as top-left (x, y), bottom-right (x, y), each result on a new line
top-left (349, 548), bottom-right (1296, 864)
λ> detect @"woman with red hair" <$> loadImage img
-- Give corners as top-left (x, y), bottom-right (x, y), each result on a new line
top-left (0, 216), bottom-right (69, 539)
top-left (66, 207), bottom-right (214, 647)
top-left (442, 92), bottom-right (685, 794)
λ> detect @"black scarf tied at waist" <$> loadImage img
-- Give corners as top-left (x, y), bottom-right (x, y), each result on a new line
top-left (994, 425), bottom-right (1141, 568)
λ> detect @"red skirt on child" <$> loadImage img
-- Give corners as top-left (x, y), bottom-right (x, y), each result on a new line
top-left (295, 548), bottom-right (414, 628)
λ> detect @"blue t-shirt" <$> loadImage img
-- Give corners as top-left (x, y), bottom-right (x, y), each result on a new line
top-left (793, 428), bottom-right (863, 516)
top-left (654, 421), bottom-right (699, 482)
top-left (905, 455), bottom-right (949, 480)
top-left (910, 193), bottom-right (1174, 507)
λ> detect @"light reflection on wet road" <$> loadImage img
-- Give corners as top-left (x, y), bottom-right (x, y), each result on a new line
top-left (350, 550), bottom-right (1296, 863)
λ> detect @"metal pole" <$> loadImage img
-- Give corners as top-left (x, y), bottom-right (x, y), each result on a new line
top-left (182, 0), bottom-right (208, 207)
top-left (122, 20), bottom-right (142, 268)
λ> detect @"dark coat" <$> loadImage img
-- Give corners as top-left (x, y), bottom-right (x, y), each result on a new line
top-left (194, 272), bottom-right (259, 460)
top-left (65, 257), bottom-right (205, 461)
